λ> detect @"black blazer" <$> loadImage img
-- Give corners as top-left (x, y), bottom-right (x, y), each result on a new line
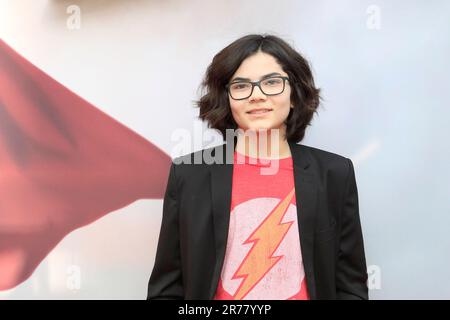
top-left (147, 141), bottom-right (368, 300)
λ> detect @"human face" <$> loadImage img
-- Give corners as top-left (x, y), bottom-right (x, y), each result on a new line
top-left (228, 51), bottom-right (292, 135)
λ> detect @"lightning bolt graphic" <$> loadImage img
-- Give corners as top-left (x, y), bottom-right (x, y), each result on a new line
top-left (232, 187), bottom-right (296, 300)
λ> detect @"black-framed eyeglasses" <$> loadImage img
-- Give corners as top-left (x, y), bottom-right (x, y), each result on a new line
top-left (225, 76), bottom-right (290, 100)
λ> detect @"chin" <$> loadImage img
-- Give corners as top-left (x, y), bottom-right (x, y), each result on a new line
top-left (244, 125), bottom-right (271, 132)
top-left (247, 122), bottom-right (282, 132)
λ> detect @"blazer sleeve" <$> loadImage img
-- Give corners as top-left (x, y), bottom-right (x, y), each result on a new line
top-left (147, 161), bottom-right (184, 299)
top-left (336, 158), bottom-right (369, 300)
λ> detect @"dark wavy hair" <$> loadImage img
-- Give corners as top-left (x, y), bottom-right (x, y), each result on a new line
top-left (195, 34), bottom-right (321, 143)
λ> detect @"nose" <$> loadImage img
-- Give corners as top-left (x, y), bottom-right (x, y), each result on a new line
top-left (249, 84), bottom-right (266, 101)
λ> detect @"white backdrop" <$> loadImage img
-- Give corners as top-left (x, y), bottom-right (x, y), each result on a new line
top-left (1, 0), bottom-right (449, 299)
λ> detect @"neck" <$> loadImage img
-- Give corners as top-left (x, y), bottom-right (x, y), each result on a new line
top-left (235, 128), bottom-right (291, 159)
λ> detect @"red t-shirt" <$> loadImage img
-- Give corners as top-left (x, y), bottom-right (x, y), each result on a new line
top-left (214, 151), bottom-right (310, 300)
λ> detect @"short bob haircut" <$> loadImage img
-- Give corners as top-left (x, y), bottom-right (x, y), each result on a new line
top-left (195, 34), bottom-right (321, 143)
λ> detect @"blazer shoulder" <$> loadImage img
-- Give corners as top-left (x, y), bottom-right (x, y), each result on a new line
top-left (300, 144), bottom-right (349, 162)
top-left (297, 144), bottom-right (353, 175)
top-left (171, 144), bottom-right (224, 178)
top-left (172, 144), bottom-right (224, 165)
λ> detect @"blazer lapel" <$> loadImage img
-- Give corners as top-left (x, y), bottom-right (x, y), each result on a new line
top-left (208, 142), bottom-right (318, 300)
top-left (209, 143), bottom-right (234, 299)
top-left (289, 141), bottom-right (318, 300)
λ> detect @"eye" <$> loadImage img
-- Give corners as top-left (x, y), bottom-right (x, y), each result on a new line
top-left (230, 82), bottom-right (251, 90)
top-left (264, 78), bottom-right (283, 86)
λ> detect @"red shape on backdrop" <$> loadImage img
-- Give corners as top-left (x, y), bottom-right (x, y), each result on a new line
top-left (0, 39), bottom-right (171, 290)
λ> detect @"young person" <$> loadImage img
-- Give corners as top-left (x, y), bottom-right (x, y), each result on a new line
top-left (147, 34), bottom-right (368, 300)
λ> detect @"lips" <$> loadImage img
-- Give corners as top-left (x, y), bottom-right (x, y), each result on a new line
top-left (246, 108), bottom-right (273, 115)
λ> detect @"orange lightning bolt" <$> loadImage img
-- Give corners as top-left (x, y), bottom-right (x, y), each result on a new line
top-left (232, 187), bottom-right (296, 300)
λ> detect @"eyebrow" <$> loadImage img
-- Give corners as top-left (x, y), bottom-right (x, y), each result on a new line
top-left (230, 72), bottom-right (282, 83)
